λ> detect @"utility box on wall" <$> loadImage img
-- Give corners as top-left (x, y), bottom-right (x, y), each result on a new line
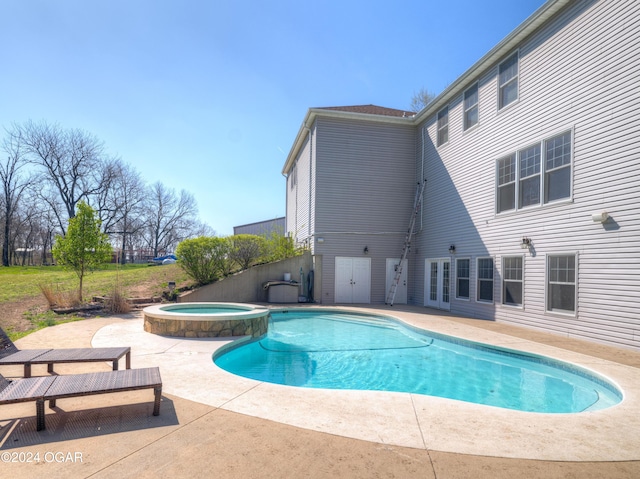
top-left (267, 282), bottom-right (299, 303)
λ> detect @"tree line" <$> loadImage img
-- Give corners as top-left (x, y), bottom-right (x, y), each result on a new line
top-left (0, 120), bottom-right (212, 266)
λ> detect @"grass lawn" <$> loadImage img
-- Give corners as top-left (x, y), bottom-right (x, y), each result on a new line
top-left (0, 263), bottom-right (193, 339)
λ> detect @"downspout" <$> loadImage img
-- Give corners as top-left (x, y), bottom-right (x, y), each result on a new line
top-left (282, 171), bottom-right (289, 238)
top-left (304, 125), bottom-right (313, 246)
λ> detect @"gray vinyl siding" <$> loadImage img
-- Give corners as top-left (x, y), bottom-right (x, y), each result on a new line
top-left (313, 116), bottom-right (416, 304)
top-left (414, 0), bottom-right (640, 349)
top-left (234, 217), bottom-right (285, 236)
top-left (286, 126), bottom-right (315, 246)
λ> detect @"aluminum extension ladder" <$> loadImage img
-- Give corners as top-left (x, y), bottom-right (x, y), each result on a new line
top-left (385, 180), bottom-right (427, 306)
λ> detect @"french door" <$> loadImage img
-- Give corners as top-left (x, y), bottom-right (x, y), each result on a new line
top-left (425, 258), bottom-right (451, 310)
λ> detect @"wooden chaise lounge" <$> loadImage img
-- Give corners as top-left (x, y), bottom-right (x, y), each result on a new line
top-left (0, 367), bottom-right (162, 430)
top-left (0, 327), bottom-right (131, 378)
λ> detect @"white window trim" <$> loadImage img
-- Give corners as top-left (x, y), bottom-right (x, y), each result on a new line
top-left (455, 257), bottom-right (471, 301)
top-left (497, 50), bottom-right (519, 111)
top-left (545, 252), bottom-right (578, 317)
top-left (290, 164), bottom-right (297, 189)
top-left (495, 128), bottom-right (574, 215)
top-left (476, 256), bottom-right (494, 304)
top-left (517, 141), bottom-right (542, 210)
top-left (463, 82), bottom-right (479, 131)
top-left (543, 129), bottom-right (574, 205)
top-left (501, 255), bottom-right (525, 309)
top-left (496, 153), bottom-right (516, 214)
top-left (437, 106), bottom-right (449, 147)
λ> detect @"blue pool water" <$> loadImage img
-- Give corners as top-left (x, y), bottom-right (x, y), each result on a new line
top-left (213, 310), bottom-right (622, 413)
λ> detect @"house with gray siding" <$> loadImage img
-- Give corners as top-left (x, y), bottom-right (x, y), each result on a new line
top-left (281, 0), bottom-right (640, 351)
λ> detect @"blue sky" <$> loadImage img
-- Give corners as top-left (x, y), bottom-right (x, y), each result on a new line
top-left (0, 0), bottom-right (545, 235)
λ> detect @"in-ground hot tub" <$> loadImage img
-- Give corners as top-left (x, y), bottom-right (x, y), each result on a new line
top-left (143, 302), bottom-right (270, 338)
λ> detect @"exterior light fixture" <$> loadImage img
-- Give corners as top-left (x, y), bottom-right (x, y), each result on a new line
top-left (448, 245), bottom-right (456, 254)
top-left (521, 237), bottom-right (532, 249)
top-left (363, 246), bottom-right (369, 254)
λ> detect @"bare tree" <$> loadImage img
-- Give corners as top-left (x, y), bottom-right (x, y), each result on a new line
top-left (98, 160), bottom-right (147, 263)
top-left (191, 221), bottom-right (216, 238)
top-left (410, 87), bottom-right (436, 112)
top-left (1, 121), bottom-right (212, 264)
top-left (11, 202), bottom-right (40, 266)
top-left (143, 182), bottom-right (198, 257)
top-left (92, 156), bottom-right (121, 233)
top-left (1, 127), bottom-right (34, 266)
top-left (34, 200), bottom-right (62, 265)
top-left (17, 120), bottom-right (109, 231)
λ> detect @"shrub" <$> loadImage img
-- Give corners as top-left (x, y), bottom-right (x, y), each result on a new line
top-left (176, 236), bottom-right (233, 285)
top-left (230, 234), bottom-right (265, 270)
top-left (104, 281), bottom-right (131, 314)
top-left (261, 230), bottom-right (300, 263)
top-left (38, 283), bottom-right (82, 308)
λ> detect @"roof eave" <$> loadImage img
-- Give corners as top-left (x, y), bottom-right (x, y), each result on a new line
top-left (413, 0), bottom-right (572, 123)
top-left (282, 108), bottom-right (414, 175)
top-left (282, 0), bottom-right (572, 174)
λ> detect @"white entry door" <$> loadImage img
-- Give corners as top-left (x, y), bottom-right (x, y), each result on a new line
top-left (385, 258), bottom-right (408, 304)
top-left (335, 257), bottom-right (371, 303)
top-left (425, 258), bottom-right (451, 310)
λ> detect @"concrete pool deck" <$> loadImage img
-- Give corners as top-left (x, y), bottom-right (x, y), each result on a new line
top-left (1, 305), bottom-right (640, 478)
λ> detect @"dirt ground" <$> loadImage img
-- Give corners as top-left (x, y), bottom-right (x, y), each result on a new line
top-left (0, 278), bottom-right (162, 334)
top-left (0, 297), bottom-right (50, 333)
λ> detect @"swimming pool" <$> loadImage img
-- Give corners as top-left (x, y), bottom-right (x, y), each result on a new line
top-left (214, 310), bottom-right (622, 413)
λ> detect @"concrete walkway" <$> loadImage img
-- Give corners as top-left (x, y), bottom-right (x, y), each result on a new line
top-left (1, 306), bottom-right (640, 478)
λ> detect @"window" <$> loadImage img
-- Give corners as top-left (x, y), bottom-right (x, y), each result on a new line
top-left (463, 83), bottom-right (478, 130)
top-left (429, 262), bottom-right (438, 301)
top-left (519, 144), bottom-right (541, 208)
top-left (497, 154), bottom-right (516, 213)
top-left (544, 131), bottom-right (572, 202)
top-left (437, 107), bottom-right (449, 146)
top-left (502, 256), bottom-right (523, 306)
top-left (547, 254), bottom-right (576, 313)
top-left (495, 131), bottom-right (572, 214)
top-left (499, 52), bottom-right (518, 109)
top-left (477, 257), bottom-right (494, 302)
top-left (289, 163), bottom-right (297, 189)
top-left (456, 258), bottom-right (470, 299)
top-left (442, 261), bottom-right (450, 304)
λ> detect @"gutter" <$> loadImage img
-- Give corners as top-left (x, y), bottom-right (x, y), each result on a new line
top-left (282, 108), bottom-right (414, 175)
top-left (281, 0), bottom-right (572, 174)
top-left (413, 0), bottom-right (573, 122)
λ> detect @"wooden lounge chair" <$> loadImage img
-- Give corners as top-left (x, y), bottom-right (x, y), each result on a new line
top-left (0, 327), bottom-right (131, 378)
top-left (0, 367), bottom-right (162, 431)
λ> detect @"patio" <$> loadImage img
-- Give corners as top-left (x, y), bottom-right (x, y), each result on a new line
top-left (1, 307), bottom-right (639, 478)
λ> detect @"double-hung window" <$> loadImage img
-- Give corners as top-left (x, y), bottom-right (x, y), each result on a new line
top-left (496, 131), bottom-right (572, 214)
top-left (499, 52), bottom-right (518, 109)
top-left (547, 254), bottom-right (576, 313)
top-left (463, 83), bottom-right (478, 130)
top-left (477, 257), bottom-right (494, 302)
top-left (456, 258), bottom-right (470, 299)
top-left (519, 144), bottom-right (541, 208)
top-left (437, 107), bottom-right (449, 146)
top-left (289, 164), bottom-right (297, 189)
top-left (502, 256), bottom-right (523, 306)
top-left (544, 131), bottom-right (572, 202)
top-left (497, 154), bottom-right (516, 213)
